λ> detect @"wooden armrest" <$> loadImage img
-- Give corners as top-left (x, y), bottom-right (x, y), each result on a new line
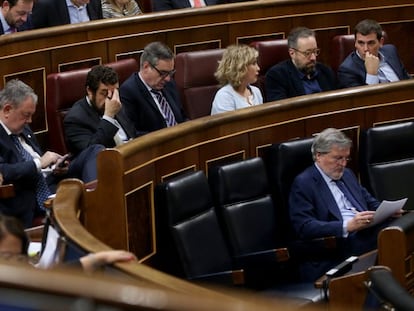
top-left (190, 269), bottom-right (245, 286)
top-left (0, 184), bottom-right (14, 199)
top-left (25, 225), bottom-right (44, 243)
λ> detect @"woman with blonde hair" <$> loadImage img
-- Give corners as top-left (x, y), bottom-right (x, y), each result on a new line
top-left (102, 0), bottom-right (142, 18)
top-left (211, 44), bottom-right (263, 115)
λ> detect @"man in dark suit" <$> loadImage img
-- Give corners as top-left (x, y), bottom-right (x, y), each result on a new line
top-left (0, 80), bottom-right (102, 228)
top-left (265, 27), bottom-right (337, 102)
top-left (338, 19), bottom-right (411, 88)
top-left (120, 41), bottom-right (187, 136)
top-left (31, 0), bottom-right (102, 29)
top-left (0, 0), bottom-right (33, 34)
top-left (153, 0), bottom-right (225, 11)
top-left (289, 128), bottom-right (402, 281)
top-left (64, 65), bottom-right (137, 156)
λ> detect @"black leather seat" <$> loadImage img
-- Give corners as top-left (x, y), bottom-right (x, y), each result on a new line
top-left (208, 157), bottom-right (324, 303)
top-left (359, 121), bottom-right (414, 211)
top-left (264, 138), bottom-right (343, 271)
top-left (154, 170), bottom-right (245, 285)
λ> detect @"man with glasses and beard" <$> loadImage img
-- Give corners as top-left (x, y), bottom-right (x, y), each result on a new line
top-left (120, 41), bottom-right (187, 136)
top-left (265, 27), bottom-right (337, 102)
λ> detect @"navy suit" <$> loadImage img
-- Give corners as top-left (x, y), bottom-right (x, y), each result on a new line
top-left (120, 72), bottom-right (187, 136)
top-left (64, 97), bottom-right (137, 155)
top-left (31, 0), bottom-right (103, 29)
top-left (265, 59), bottom-right (337, 102)
top-left (0, 125), bottom-right (102, 227)
top-left (289, 165), bottom-right (382, 281)
top-left (153, 0), bottom-right (226, 11)
top-left (337, 45), bottom-right (411, 88)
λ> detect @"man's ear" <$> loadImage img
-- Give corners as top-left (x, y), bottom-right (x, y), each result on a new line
top-left (3, 103), bottom-right (13, 115)
top-left (288, 48), bottom-right (295, 58)
top-left (379, 37), bottom-right (385, 47)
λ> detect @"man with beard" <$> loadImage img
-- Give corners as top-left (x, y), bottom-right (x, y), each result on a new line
top-left (64, 65), bottom-right (137, 156)
top-left (0, 0), bottom-right (33, 34)
top-left (120, 41), bottom-right (187, 136)
top-left (289, 128), bottom-right (403, 281)
top-left (265, 27), bottom-right (337, 102)
top-left (337, 19), bottom-right (410, 88)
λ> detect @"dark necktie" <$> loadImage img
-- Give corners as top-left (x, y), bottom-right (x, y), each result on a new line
top-left (333, 179), bottom-right (363, 212)
top-left (151, 90), bottom-right (177, 127)
top-left (11, 134), bottom-right (51, 211)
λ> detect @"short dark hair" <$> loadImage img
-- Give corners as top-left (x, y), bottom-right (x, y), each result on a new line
top-left (354, 19), bottom-right (383, 41)
top-left (140, 41), bottom-right (174, 68)
top-left (287, 27), bottom-right (316, 49)
top-left (86, 65), bottom-right (119, 93)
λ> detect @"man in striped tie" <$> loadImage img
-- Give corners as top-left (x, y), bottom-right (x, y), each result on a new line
top-left (0, 79), bottom-right (103, 228)
top-left (120, 41), bottom-right (187, 136)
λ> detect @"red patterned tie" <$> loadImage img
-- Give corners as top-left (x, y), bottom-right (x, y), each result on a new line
top-left (193, 0), bottom-right (202, 7)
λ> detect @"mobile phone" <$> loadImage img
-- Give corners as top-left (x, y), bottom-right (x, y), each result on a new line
top-left (56, 154), bottom-right (70, 168)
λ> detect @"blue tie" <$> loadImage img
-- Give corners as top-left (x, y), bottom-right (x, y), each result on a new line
top-left (334, 179), bottom-right (363, 212)
top-left (151, 90), bottom-right (177, 127)
top-left (11, 134), bottom-right (51, 211)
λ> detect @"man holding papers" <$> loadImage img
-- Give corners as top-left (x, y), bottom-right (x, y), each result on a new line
top-left (289, 128), bottom-right (404, 281)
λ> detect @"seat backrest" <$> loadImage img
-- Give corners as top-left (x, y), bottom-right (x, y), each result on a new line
top-left (264, 137), bottom-right (314, 236)
top-left (331, 32), bottom-right (388, 73)
top-left (175, 49), bottom-right (224, 119)
top-left (208, 157), bottom-right (281, 255)
top-left (359, 121), bottom-right (414, 211)
top-left (155, 170), bottom-right (233, 279)
top-left (46, 58), bottom-right (139, 154)
top-left (250, 39), bottom-right (288, 99)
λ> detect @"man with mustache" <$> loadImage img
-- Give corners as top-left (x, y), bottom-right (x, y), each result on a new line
top-left (265, 27), bottom-right (337, 102)
top-left (338, 19), bottom-right (410, 89)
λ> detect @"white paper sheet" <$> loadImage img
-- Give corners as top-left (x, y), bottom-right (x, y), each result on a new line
top-left (370, 198), bottom-right (407, 226)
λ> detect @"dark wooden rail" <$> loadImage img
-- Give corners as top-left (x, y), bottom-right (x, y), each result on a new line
top-left (1, 0), bottom-right (413, 149)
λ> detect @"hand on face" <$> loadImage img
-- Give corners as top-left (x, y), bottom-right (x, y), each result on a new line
top-left (364, 52), bottom-right (380, 75)
top-left (104, 88), bottom-right (121, 118)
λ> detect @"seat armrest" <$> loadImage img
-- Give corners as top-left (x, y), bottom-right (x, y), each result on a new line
top-left (290, 236), bottom-right (344, 261)
top-left (234, 248), bottom-right (290, 267)
top-left (190, 269), bottom-right (245, 286)
top-left (0, 184), bottom-right (14, 199)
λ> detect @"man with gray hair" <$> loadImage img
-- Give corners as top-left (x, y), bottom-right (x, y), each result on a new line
top-left (0, 79), bottom-right (102, 227)
top-left (265, 26), bottom-right (337, 102)
top-left (289, 128), bottom-right (402, 281)
top-left (120, 41), bottom-right (187, 136)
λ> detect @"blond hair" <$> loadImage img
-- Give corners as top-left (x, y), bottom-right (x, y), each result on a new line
top-left (214, 44), bottom-right (258, 88)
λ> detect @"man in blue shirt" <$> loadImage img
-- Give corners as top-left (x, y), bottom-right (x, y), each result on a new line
top-left (0, 0), bottom-right (33, 34)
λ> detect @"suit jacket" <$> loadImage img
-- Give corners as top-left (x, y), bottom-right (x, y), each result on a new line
top-left (120, 72), bottom-right (187, 136)
top-left (153, 0), bottom-right (225, 11)
top-left (265, 59), bottom-right (337, 102)
top-left (63, 97), bottom-right (137, 155)
top-left (31, 0), bottom-right (103, 29)
top-left (337, 44), bottom-right (411, 88)
top-left (289, 165), bottom-right (379, 241)
top-left (0, 125), bottom-right (43, 226)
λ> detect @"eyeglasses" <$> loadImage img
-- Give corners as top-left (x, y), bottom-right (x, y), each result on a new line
top-left (150, 63), bottom-right (176, 79)
top-left (331, 155), bottom-right (351, 164)
top-left (292, 48), bottom-right (321, 58)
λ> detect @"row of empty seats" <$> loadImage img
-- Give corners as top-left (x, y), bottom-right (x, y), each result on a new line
top-left (151, 120), bottom-right (414, 303)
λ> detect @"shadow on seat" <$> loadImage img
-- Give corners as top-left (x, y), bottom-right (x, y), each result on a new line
top-left (175, 49), bottom-right (224, 119)
top-left (359, 121), bottom-right (414, 211)
top-left (365, 265), bottom-right (414, 311)
top-left (263, 138), bottom-right (343, 273)
top-left (208, 157), bottom-right (324, 303)
top-left (46, 58), bottom-right (139, 155)
top-left (249, 39), bottom-right (288, 100)
top-left (154, 170), bottom-right (245, 286)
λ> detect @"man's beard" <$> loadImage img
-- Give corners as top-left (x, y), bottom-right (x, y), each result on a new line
top-left (300, 62), bottom-right (316, 76)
